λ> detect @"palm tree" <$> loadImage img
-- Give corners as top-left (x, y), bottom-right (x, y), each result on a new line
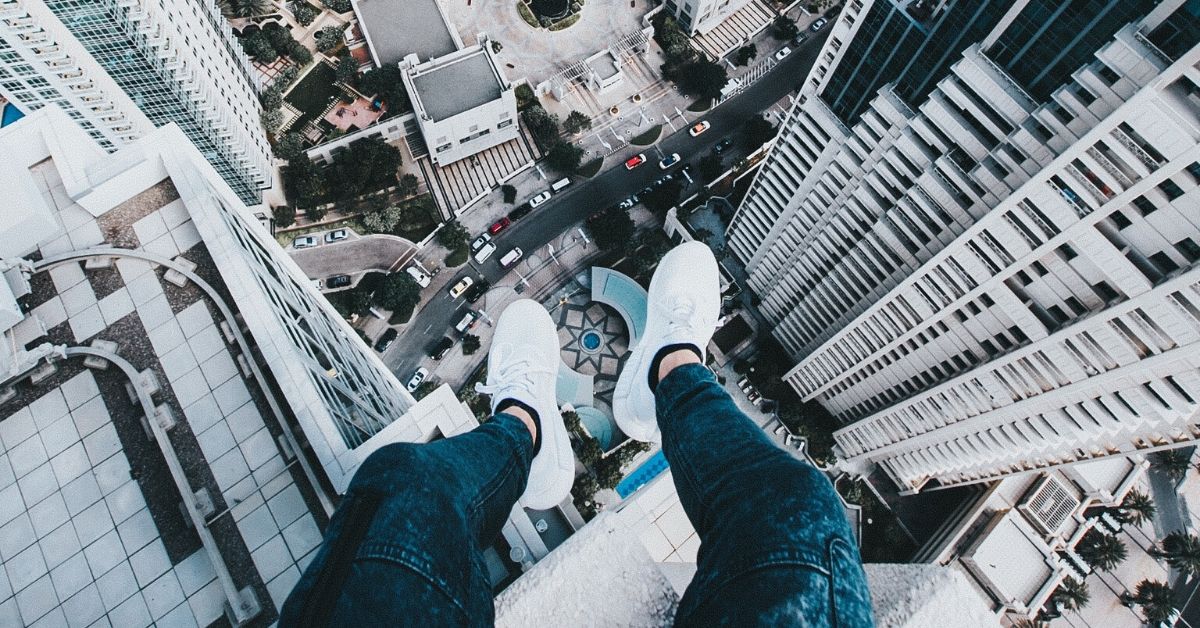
top-left (1077, 530), bottom-right (1128, 572)
top-left (1152, 449), bottom-right (1192, 482)
top-left (1115, 489), bottom-right (1156, 526)
top-left (218, 0), bottom-right (273, 18)
top-left (1053, 576), bottom-right (1090, 611)
top-left (1151, 531), bottom-right (1200, 577)
top-left (1121, 579), bottom-right (1177, 624)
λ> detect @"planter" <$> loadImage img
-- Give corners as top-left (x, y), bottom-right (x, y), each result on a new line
top-left (610, 105), bottom-right (619, 115)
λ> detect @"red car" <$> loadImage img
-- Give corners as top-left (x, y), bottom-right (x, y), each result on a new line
top-left (624, 153), bottom-right (647, 170)
top-left (488, 217), bottom-right (512, 235)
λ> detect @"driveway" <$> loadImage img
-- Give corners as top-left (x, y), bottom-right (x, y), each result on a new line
top-left (290, 234), bottom-right (418, 282)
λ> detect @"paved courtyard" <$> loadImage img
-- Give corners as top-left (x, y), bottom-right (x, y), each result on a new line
top-left (554, 293), bottom-right (630, 419)
top-left (441, 0), bottom-right (654, 82)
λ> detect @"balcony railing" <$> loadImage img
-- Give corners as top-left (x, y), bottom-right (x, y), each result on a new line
top-left (1111, 126), bottom-right (1163, 171)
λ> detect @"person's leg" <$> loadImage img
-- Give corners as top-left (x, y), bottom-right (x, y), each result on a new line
top-left (280, 300), bottom-right (573, 627)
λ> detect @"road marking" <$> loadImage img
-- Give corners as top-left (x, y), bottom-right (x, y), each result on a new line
top-left (424, 323), bottom-right (433, 333)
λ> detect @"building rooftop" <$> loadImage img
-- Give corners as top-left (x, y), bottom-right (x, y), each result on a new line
top-left (353, 0), bottom-right (459, 66)
top-left (410, 47), bottom-right (505, 122)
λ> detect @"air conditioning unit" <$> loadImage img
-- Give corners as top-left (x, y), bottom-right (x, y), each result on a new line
top-left (1019, 475), bottom-right (1080, 537)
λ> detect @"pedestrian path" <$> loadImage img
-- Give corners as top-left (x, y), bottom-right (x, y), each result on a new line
top-left (693, 0), bottom-right (777, 60)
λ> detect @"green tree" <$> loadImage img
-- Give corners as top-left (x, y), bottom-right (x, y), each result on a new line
top-left (641, 179), bottom-right (684, 213)
top-left (436, 219), bottom-right (470, 250)
top-left (1053, 577), bottom-right (1090, 612)
top-left (514, 83), bottom-right (536, 110)
top-left (461, 334), bottom-right (481, 355)
top-left (315, 26), bottom-right (344, 52)
top-left (1153, 449), bottom-right (1192, 481)
top-left (772, 15), bottom-right (799, 40)
top-left (219, 0), bottom-right (272, 18)
top-left (675, 60), bottom-right (727, 101)
top-left (594, 456), bottom-right (624, 490)
top-left (261, 108), bottom-right (284, 133)
top-left (501, 184), bottom-right (517, 204)
top-left (563, 110), bottom-right (593, 134)
top-left (1152, 531), bottom-right (1200, 577)
top-left (292, 3), bottom-right (317, 25)
top-left (522, 105), bottom-right (561, 150)
top-left (546, 141), bottom-right (583, 173)
top-left (586, 206), bottom-right (633, 251)
top-left (335, 55), bottom-right (358, 84)
top-left (288, 41), bottom-right (314, 65)
top-left (322, 0), bottom-right (352, 12)
top-left (282, 154), bottom-right (328, 209)
top-left (398, 173), bottom-right (420, 198)
top-left (327, 136), bottom-right (402, 200)
top-left (1077, 530), bottom-right (1128, 572)
top-left (1115, 489), bottom-right (1156, 526)
top-left (241, 32), bottom-right (278, 63)
top-left (263, 23), bottom-right (296, 57)
top-left (373, 272), bottom-right (422, 319)
top-left (362, 206), bottom-right (404, 233)
top-left (572, 474), bottom-right (600, 520)
top-left (699, 152), bottom-right (723, 182)
top-left (1122, 579), bottom-right (1176, 625)
top-left (358, 66), bottom-right (409, 110)
top-left (271, 205), bottom-right (296, 228)
top-left (274, 132), bottom-right (306, 160)
top-left (744, 115), bottom-right (778, 147)
top-left (734, 44), bottom-right (757, 66)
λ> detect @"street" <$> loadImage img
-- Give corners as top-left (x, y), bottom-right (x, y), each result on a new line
top-left (383, 29), bottom-right (831, 382)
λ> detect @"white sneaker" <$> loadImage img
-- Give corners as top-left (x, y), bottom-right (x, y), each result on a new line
top-left (475, 299), bottom-right (573, 510)
top-left (613, 242), bottom-right (720, 442)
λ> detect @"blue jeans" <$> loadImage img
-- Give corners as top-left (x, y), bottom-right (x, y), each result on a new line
top-left (280, 364), bottom-right (874, 627)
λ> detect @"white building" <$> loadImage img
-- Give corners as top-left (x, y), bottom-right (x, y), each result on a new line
top-left (0, 0), bottom-right (272, 204)
top-left (661, 0), bottom-right (755, 35)
top-left (727, 0), bottom-right (1200, 492)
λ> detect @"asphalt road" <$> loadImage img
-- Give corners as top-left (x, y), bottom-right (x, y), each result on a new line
top-left (384, 30), bottom-right (830, 381)
top-left (291, 234), bottom-right (417, 280)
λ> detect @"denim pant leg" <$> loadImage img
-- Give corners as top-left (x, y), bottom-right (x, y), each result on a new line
top-left (655, 364), bottom-right (874, 627)
top-left (279, 413), bottom-right (533, 628)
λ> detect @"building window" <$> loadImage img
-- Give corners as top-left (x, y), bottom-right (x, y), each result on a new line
top-left (1132, 195), bottom-right (1157, 215)
top-left (1097, 63), bottom-right (1119, 85)
top-left (1109, 210), bottom-right (1132, 230)
top-left (1158, 178), bottom-right (1184, 200)
top-left (1176, 238), bottom-right (1200, 263)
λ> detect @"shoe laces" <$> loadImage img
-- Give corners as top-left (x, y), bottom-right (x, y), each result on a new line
top-left (663, 298), bottom-right (715, 339)
top-left (475, 345), bottom-right (555, 402)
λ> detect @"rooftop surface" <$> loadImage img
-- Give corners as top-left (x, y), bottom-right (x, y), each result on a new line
top-left (354, 0), bottom-right (459, 66)
top-left (411, 48), bottom-right (504, 122)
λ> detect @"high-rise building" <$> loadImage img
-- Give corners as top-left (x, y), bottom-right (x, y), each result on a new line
top-left (0, 0), bottom-right (272, 203)
top-left (727, 0), bottom-right (1200, 492)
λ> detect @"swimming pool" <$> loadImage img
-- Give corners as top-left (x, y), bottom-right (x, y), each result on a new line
top-left (615, 450), bottom-right (669, 498)
top-left (1, 103), bottom-right (24, 127)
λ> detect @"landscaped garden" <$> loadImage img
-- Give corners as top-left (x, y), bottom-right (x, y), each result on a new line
top-left (284, 61), bottom-right (341, 131)
top-left (517, 0), bottom-right (583, 31)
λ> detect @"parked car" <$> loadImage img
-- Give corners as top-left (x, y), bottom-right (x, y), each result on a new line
top-left (774, 46), bottom-right (792, 61)
top-left (618, 195), bottom-right (638, 210)
top-left (470, 233), bottom-right (492, 253)
top-left (811, 17), bottom-right (828, 31)
top-left (429, 337), bottom-right (454, 360)
top-left (488, 217), bottom-right (512, 235)
top-left (473, 241), bottom-right (497, 263)
top-left (659, 153), bottom-right (681, 170)
top-left (508, 203), bottom-right (533, 221)
top-left (406, 367), bottom-right (429, 392)
top-left (689, 120), bottom-right (711, 137)
top-left (326, 274), bottom-right (352, 289)
top-left (406, 265), bottom-right (430, 288)
top-left (499, 247), bottom-right (523, 269)
top-left (293, 235), bottom-right (317, 249)
top-left (713, 138), bottom-right (733, 154)
top-left (464, 279), bottom-right (490, 303)
top-left (640, 186), bottom-right (654, 197)
top-left (792, 33), bottom-right (809, 45)
top-left (529, 190), bottom-right (553, 208)
top-left (551, 177), bottom-right (572, 192)
top-left (454, 311), bottom-right (479, 334)
top-left (324, 229), bottom-right (349, 243)
top-left (374, 328), bottom-right (397, 353)
top-left (625, 153), bottom-right (647, 170)
top-left (449, 276), bottom-right (474, 298)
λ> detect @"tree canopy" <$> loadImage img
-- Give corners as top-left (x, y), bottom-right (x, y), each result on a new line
top-left (546, 141), bottom-right (584, 173)
top-left (373, 272), bottom-right (422, 320)
top-left (437, 219), bottom-right (470, 250)
top-left (563, 110), bottom-right (593, 134)
top-left (587, 206), bottom-right (634, 251)
top-left (641, 180), bottom-right (684, 213)
top-left (358, 66), bottom-right (410, 111)
top-left (327, 136), bottom-right (402, 200)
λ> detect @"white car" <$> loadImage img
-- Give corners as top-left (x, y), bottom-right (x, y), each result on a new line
top-left (473, 241), bottom-right (497, 264)
top-left (405, 265), bottom-right (430, 288)
top-left (470, 233), bottom-right (492, 253)
top-left (529, 190), bottom-right (553, 208)
top-left (324, 229), bottom-right (349, 243)
top-left (774, 46), bottom-right (792, 61)
top-left (689, 120), bottom-right (711, 137)
top-left (293, 235), bottom-right (317, 249)
top-left (658, 153), bottom-right (681, 170)
top-left (406, 367), bottom-right (429, 392)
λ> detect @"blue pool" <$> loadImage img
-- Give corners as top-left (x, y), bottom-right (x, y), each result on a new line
top-left (1, 103), bottom-right (24, 127)
top-left (581, 330), bottom-right (602, 351)
top-left (616, 450), bottom-right (669, 498)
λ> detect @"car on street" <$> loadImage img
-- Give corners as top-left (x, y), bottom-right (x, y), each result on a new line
top-left (324, 229), bottom-right (349, 244)
top-left (326, 274), bottom-right (352, 289)
top-left (429, 337), bottom-right (454, 360)
top-left (374, 328), bottom-right (397, 353)
top-left (292, 235), bottom-right (317, 249)
top-left (811, 17), bottom-right (828, 31)
top-left (625, 154), bottom-right (647, 170)
top-left (488, 217), bottom-right (511, 235)
top-left (508, 203), bottom-right (532, 221)
top-left (713, 137), bottom-right (733, 154)
top-left (618, 195), bottom-right (638, 209)
top-left (470, 233), bottom-right (492, 253)
top-left (640, 186), bottom-right (654, 197)
top-left (406, 265), bottom-right (431, 288)
top-left (792, 33), bottom-right (808, 45)
top-left (449, 276), bottom-right (474, 299)
top-left (454, 311), bottom-right (479, 334)
top-left (473, 241), bottom-right (497, 263)
top-left (774, 46), bottom-right (792, 61)
top-left (689, 120), bottom-right (711, 137)
top-left (659, 153), bottom-right (681, 169)
top-left (405, 367), bottom-right (428, 392)
top-left (464, 279), bottom-right (490, 303)
top-left (500, 247), bottom-right (523, 269)
top-left (529, 190), bottom-right (553, 208)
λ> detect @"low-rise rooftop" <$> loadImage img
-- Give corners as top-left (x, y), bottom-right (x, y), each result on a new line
top-left (353, 0), bottom-right (459, 66)
top-left (410, 47), bottom-right (505, 122)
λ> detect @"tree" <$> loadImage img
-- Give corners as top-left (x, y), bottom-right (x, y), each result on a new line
top-left (358, 66), bottom-right (409, 110)
top-left (1077, 530), bottom-right (1128, 572)
top-left (675, 60), bottom-right (727, 101)
top-left (436, 219), bottom-right (469, 250)
top-left (699, 152), bottom-right (724, 182)
top-left (1053, 577), bottom-right (1090, 612)
top-left (241, 32), bottom-right (279, 63)
top-left (274, 132), bottom-right (306, 161)
top-left (586, 206), bottom-right (633, 251)
top-left (515, 84), bottom-right (536, 110)
top-left (1122, 579), bottom-right (1176, 624)
top-left (292, 3), bottom-right (317, 25)
top-left (546, 141), bottom-right (583, 173)
top-left (1116, 489), bottom-right (1156, 527)
top-left (563, 110), bottom-right (593, 134)
top-left (501, 184), bottom-right (517, 204)
top-left (271, 205), bottom-right (296, 228)
top-left (772, 15), bottom-right (799, 40)
top-left (288, 41), bottom-right (314, 65)
top-left (263, 23), bottom-right (296, 57)
top-left (335, 55), bottom-right (358, 84)
top-left (321, 0), bottom-right (352, 12)
top-left (734, 44), bottom-right (757, 67)
top-left (461, 334), bottom-right (481, 355)
top-left (373, 272), bottom-right (422, 319)
top-left (315, 26), bottom-right (344, 52)
top-left (641, 180), bottom-right (684, 213)
top-left (282, 154), bottom-right (327, 210)
top-left (327, 136), bottom-right (402, 200)
top-left (1153, 449), bottom-right (1192, 481)
top-left (219, 0), bottom-right (272, 18)
top-left (398, 173), bottom-right (420, 198)
top-left (744, 115), bottom-right (778, 147)
top-left (362, 206), bottom-right (404, 233)
top-left (1152, 531), bottom-right (1200, 577)
top-left (261, 108), bottom-right (284, 133)
top-left (522, 105), bottom-right (561, 150)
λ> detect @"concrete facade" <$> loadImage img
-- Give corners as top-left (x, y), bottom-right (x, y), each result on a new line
top-left (662, 0), bottom-right (756, 35)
